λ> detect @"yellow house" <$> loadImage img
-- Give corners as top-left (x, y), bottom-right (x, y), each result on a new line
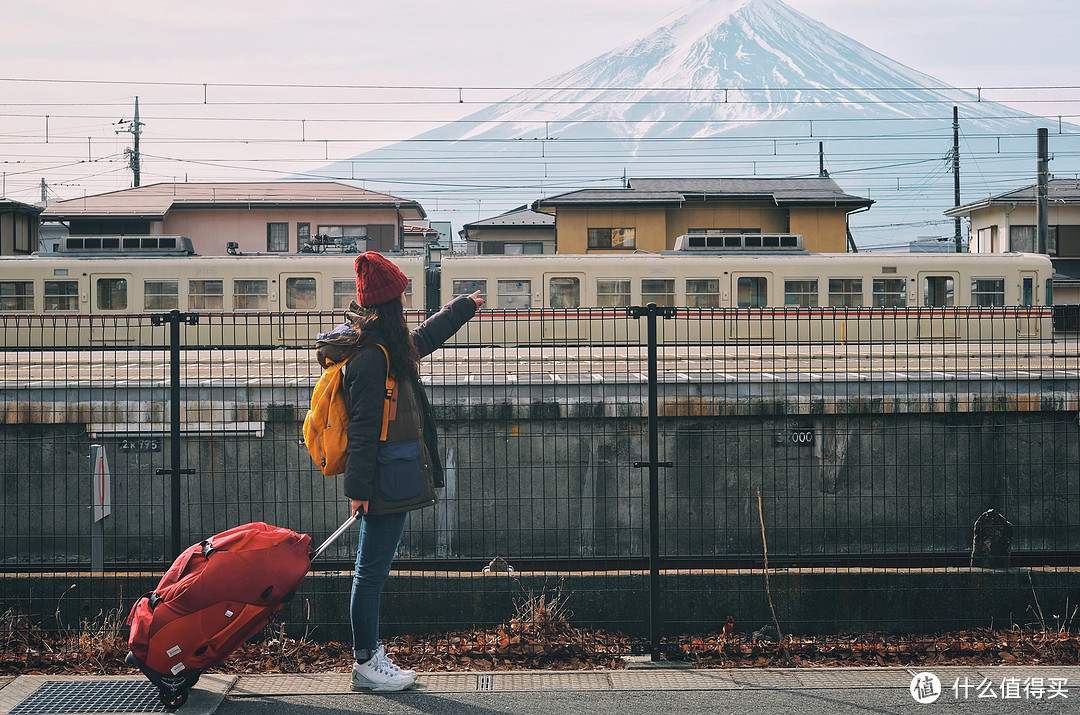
top-left (533, 177), bottom-right (873, 254)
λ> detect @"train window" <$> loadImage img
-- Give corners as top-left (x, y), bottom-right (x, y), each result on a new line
top-left (189, 279), bottom-right (224, 310)
top-left (497, 280), bottom-right (531, 308)
top-left (922, 277), bottom-right (954, 307)
top-left (234, 280), bottom-right (269, 310)
top-left (596, 279), bottom-right (630, 307)
top-left (784, 279), bottom-right (818, 308)
top-left (1022, 277), bottom-right (1034, 307)
top-left (549, 277), bottom-right (580, 309)
top-left (96, 278), bottom-right (127, 310)
top-left (642, 279), bottom-right (675, 307)
top-left (971, 278), bottom-right (1005, 307)
top-left (0, 281), bottom-right (34, 311)
top-left (737, 277), bottom-right (767, 308)
top-left (587, 228), bottom-right (635, 249)
top-left (44, 280), bottom-right (79, 311)
top-left (828, 279), bottom-right (863, 307)
top-left (286, 277), bottom-right (318, 309)
top-left (872, 278), bottom-right (907, 308)
top-left (453, 279), bottom-right (487, 302)
top-left (333, 279), bottom-right (354, 309)
top-left (144, 280), bottom-right (179, 310)
top-left (402, 281), bottom-right (414, 308)
top-left (686, 279), bottom-right (720, 308)
top-left (1046, 279), bottom-right (1054, 306)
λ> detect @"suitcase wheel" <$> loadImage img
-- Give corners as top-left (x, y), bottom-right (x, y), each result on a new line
top-left (160, 691), bottom-right (188, 709)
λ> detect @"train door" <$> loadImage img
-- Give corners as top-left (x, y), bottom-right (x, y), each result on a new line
top-left (729, 272), bottom-right (773, 340)
top-left (917, 272), bottom-right (959, 339)
top-left (543, 272), bottom-right (589, 342)
top-left (1017, 271), bottom-right (1042, 337)
top-left (89, 272), bottom-right (134, 344)
top-left (278, 273), bottom-right (319, 345)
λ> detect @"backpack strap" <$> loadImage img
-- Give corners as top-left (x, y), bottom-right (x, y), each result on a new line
top-left (375, 344), bottom-right (396, 442)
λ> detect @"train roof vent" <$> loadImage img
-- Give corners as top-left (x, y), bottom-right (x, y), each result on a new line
top-left (58, 235), bottom-right (195, 255)
top-left (670, 233), bottom-right (806, 254)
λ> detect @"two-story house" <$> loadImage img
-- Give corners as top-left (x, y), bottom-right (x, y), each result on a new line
top-left (533, 177), bottom-right (873, 254)
top-left (0, 199), bottom-right (42, 255)
top-left (40, 182), bottom-right (428, 256)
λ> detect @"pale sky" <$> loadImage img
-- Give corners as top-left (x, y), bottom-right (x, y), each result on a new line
top-left (2, 0), bottom-right (1077, 214)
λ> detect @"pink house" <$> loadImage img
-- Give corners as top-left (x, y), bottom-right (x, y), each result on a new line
top-left (40, 182), bottom-right (428, 255)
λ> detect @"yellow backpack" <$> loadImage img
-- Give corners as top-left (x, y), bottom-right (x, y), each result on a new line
top-left (303, 344), bottom-right (394, 476)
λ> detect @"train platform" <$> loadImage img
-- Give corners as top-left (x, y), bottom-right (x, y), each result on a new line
top-left (2, 664), bottom-right (1079, 714)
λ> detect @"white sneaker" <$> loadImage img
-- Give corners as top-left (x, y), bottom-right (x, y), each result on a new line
top-left (351, 649), bottom-right (417, 692)
top-left (375, 645), bottom-right (417, 679)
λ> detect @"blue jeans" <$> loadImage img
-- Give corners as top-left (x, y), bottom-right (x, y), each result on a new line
top-left (350, 512), bottom-right (407, 661)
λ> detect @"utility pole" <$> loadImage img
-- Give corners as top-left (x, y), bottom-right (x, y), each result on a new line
top-left (953, 106), bottom-right (962, 253)
top-left (1037, 127), bottom-right (1050, 254)
top-left (818, 141), bottom-right (828, 177)
top-left (116, 97), bottom-right (144, 187)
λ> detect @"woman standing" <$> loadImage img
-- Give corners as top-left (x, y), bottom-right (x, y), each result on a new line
top-left (316, 251), bottom-right (482, 692)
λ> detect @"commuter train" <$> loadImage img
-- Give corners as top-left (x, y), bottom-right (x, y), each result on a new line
top-left (0, 234), bottom-right (1056, 348)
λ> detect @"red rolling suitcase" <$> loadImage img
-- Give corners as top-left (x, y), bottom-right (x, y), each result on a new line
top-left (126, 514), bottom-right (357, 708)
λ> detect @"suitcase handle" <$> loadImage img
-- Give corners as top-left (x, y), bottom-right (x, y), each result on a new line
top-left (310, 510), bottom-right (360, 562)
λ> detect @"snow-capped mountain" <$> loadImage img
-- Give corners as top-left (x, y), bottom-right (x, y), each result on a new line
top-left (314, 0), bottom-right (1077, 247)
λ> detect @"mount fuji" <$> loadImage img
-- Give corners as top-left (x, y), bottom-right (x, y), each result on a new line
top-left (312, 0), bottom-right (1078, 248)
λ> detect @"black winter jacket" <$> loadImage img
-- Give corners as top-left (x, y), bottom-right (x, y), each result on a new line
top-left (341, 295), bottom-right (477, 508)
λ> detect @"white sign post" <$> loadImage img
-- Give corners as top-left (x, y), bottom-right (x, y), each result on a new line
top-left (90, 444), bottom-right (111, 571)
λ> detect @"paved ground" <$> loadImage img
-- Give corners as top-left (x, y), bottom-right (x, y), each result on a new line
top-left (1, 665), bottom-right (1078, 714)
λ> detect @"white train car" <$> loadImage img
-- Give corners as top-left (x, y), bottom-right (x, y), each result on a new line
top-left (438, 250), bottom-right (1055, 345)
top-left (0, 252), bottom-right (427, 348)
top-left (0, 243), bottom-right (1055, 348)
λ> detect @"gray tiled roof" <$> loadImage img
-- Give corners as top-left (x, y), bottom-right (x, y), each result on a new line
top-left (41, 181), bottom-right (426, 219)
top-left (946, 179), bottom-right (1080, 215)
top-left (465, 205), bottom-right (555, 228)
top-left (536, 177), bottom-right (871, 208)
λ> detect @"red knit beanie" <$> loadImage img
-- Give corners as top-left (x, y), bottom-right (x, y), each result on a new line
top-left (354, 251), bottom-right (409, 307)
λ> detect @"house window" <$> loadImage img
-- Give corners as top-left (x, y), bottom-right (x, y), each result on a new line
top-left (44, 280), bottom-right (79, 311)
top-left (267, 223), bottom-right (289, 252)
top-left (784, 279), bottom-right (818, 308)
top-left (286, 277), bottom-right (317, 309)
top-left (596, 279), bottom-right (630, 307)
top-left (1010, 226), bottom-right (1036, 253)
top-left (14, 214), bottom-right (31, 253)
top-left (971, 278), bottom-right (1005, 307)
top-left (686, 279), bottom-right (720, 308)
top-left (189, 279), bottom-right (223, 310)
top-left (0, 280), bottom-right (33, 311)
top-left (144, 280), bottom-right (179, 310)
top-left (588, 228), bottom-right (635, 249)
top-left (95, 278), bottom-right (127, 310)
top-left (976, 226), bottom-right (999, 253)
top-left (234, 280), bottom-right (269, 310)
top-left (641, 279), bottom-right (675, 307)
top-left (453, 279), bottom-right (486, 303)
top-left (872, 278), bottom-right (907, 308)
top-left (828, 278), bottom-right (863, 307)
top-left (497, 280), bottom-right (531, 308)
top-left (297, 222), bottom-right (311, 247)
top-left (923, 277), bottom-right (954, 307)
top-left (333, 279), bottom-right (354, 309)
top-left (549, 277), bottom-right (580, 308)
top-left (736, 277), bottom-right (767, 308)
top-left (504, 243), bottom-right (544, 255)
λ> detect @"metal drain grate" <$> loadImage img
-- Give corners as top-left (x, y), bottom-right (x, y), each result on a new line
top-left (476, 674), bottom-right (493, 691)
top-left (10, 680), bottom-right (166, 714)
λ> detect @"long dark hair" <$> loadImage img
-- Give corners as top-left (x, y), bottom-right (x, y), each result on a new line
top-left (351, 298), bottom-right (420, 380)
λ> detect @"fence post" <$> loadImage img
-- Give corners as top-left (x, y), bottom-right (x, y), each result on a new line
top-left (630, 302), bottom-right (675, 661)
top-left (151, 309), bottom-right (199, 560)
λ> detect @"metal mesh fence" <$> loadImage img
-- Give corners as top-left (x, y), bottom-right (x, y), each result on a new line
top-left (1, 306), bottom-right (1078, 656)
